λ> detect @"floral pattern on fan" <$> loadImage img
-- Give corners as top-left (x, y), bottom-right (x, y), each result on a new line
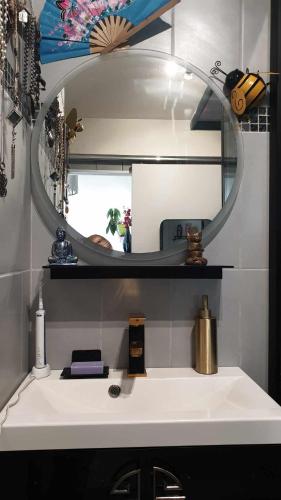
top-left (40, 0), bottom-right (179, 63)
top-left (55, 0), bottom-right (135, 43)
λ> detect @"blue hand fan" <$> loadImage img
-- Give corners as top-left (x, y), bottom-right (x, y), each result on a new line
top-left (40, 0), bottom-right (180, 64)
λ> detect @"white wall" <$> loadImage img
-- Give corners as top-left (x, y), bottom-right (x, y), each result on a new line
top-left (70, 117), bottom-right (221, 252)
top-left (32, 0), bottom-right (45, 18)
top-left (68, 174), bottom-right (131, 251)
top-left (71, 118), bottom-right (221, 157)
top-left (132, 163), bottom-right (221, 252)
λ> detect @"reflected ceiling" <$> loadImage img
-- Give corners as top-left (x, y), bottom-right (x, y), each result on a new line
top-left (65, 55), bottom-right (207, 120)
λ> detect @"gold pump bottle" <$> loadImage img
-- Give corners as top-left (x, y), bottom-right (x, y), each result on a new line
top-left (195, 295), bottom-right (217, 374)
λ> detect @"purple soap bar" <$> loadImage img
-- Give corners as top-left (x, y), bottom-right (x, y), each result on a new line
top-left (70, 361), bottom-right (104, 375)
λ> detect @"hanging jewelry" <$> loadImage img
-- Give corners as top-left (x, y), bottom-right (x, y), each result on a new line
top-left (0, 160), bottom-right (7, 196)
top-left (22, 12), bottom-right (36, 118)
top-left (21, 3), bottom-right (45, 121)
top-left (0, 72), bottom-right (7, 197)
top-left (25, 16), bottom-right (45, 120)
top-left (0, 0), bottom-right (8, 72)
top-left (59, 116), bottom-right (66, 217)
top-left (22, 11), bottom-right (30, 96)
top-left (10, 0), bottom-right (19, 178)
top-left (10, 125), bottom-right (15, 178)
top-left (0, 0), bottom-right (8, 197)
top-left (30, 18), bottom-right (44, 117)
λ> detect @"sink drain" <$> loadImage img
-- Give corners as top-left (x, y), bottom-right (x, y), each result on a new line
top-left (108, 385), bottom-right (121, 398)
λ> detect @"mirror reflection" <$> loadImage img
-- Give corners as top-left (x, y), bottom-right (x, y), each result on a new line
top-left (39, 53), bottom-right (237, 253)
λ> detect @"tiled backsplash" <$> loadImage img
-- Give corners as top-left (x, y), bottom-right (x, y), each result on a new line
top-left (239, 105), bottom-right (270, 132)
top-left (30, 266), bottom-right (268, 390)
top-left (31, 274), bottom-right (220, 370)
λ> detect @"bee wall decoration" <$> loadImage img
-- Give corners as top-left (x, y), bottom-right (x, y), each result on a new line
top-left (210, 61), bottom-right (278, 117)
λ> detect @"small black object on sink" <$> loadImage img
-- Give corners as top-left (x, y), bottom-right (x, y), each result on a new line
top-left (108, 385), bottom-right (121, 398)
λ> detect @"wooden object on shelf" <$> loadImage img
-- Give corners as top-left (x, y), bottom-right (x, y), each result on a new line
top-left (186, 227), bottom-right (208, 266)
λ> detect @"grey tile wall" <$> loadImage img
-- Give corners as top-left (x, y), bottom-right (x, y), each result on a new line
top-left (239, 269), bottom-right (268, 389)
top-left (31, 267), bottom-right (267, 393)
top-left (30, 0), bottom-right (271, 391)
top-left (0, 109), bottom-right (31, 275)
top-left (0, 97), bottom-right (31, 410)
top-left (175, 0), bottom-right (242, 72)
top-left (0, 276), bottom-right (31, 405)
top-left (0, 272), bottom-right (30, 406)
top-left (205, 133), bottom-right (269, 269)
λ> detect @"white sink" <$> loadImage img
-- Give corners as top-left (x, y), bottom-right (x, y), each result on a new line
top-left (1, 367), bottom-right (281, 450)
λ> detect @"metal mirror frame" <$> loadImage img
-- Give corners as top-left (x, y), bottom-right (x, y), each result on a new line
top-left (31, 49), bottom-right (243, 266)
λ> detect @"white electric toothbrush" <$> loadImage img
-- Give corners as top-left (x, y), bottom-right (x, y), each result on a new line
top-left (32, 279), bottom-right (50, 379)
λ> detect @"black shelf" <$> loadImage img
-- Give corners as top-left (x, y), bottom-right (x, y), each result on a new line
top-left (43, 265), bottom-right (233, 280)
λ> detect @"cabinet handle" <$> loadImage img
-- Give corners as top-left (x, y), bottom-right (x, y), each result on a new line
top-left (155, 497), bottom-right (186, 500)
top-left (112, 488), bottom-right (130, 495)
top-left (110, 468), bottom-right (141, 498)
top-left (165, 485), bottom-right (181, 491)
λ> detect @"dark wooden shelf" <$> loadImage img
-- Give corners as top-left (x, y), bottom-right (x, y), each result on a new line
top-left (43, 265), bottom-right (233, 280)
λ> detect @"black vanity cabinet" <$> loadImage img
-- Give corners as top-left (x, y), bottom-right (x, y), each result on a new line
top-left (1, 445), bottom-right (281, 500)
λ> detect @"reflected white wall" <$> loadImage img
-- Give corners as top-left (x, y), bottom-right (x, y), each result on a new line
top-left (68, 174), bottom-right (131, 251)
top-left (70, 118), bottom-right (221, 157)
top-left (132, 163), bottom-right (222, 252)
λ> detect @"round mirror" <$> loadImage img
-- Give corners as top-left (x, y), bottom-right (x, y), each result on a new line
top-left (32, 50), bottom-right (243, 265)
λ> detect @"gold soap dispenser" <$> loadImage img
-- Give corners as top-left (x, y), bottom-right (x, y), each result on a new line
top-left (194, 295), bottom-right (217, 375)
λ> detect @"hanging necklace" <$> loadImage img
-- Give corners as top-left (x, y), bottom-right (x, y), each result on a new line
top-left (22, 12), bottom-right (30, 96)
top-left (0, 69), bottom-right (7, 197)
top-left (10, 0), bottom-right (18, 179)
top-left (56, 116), bottom-right (66, 215)
top-left (23, 15), bottom-right (42, 120)
top-left (0, 0), bottom-right (8, 197)
top-left (29, 16), bottom-right (37, 115)
top-left (0, 0), bottom-right (8, 72)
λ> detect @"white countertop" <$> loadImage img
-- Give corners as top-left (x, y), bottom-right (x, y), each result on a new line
top-left (1, 367), bottom-right (281, 451)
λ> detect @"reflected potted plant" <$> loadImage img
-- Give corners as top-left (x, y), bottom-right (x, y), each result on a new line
top-left (106, 208), bottom-right (121, 236)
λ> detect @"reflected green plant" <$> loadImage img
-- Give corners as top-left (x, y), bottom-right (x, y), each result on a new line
top-left (106, 208), bottom-right (121, 236)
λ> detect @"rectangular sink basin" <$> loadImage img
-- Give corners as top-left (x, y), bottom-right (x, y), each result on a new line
top-left (1, 367), bottom-right (281, 450)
